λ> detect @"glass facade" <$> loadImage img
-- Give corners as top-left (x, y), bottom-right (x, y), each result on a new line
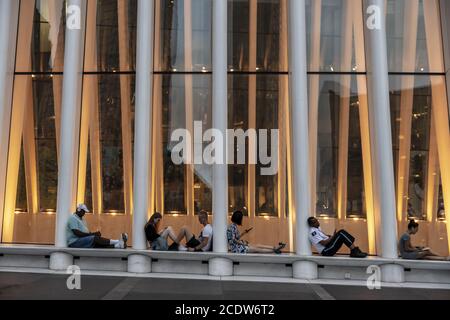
top-left (0, 0), bottom-right (449, 256)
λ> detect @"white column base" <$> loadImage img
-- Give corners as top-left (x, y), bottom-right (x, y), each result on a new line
top-left (127, 254), bottom-right (152, 273)
top-left (209, 257), bottom-right (233, 276)
top-left (293, 260), bottom-right (318, 280)
top-left (381, 264), bottom-right (405, 283)
top-left (49, 252), bottom-right (73, 271)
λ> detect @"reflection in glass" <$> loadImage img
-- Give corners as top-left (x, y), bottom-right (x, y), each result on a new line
top-left (228, 76), bottom-right (248, 214)
top-left (228, 0), bottom-right (287, 72)
top-left (161, 75), bottom-right (186, 214)
top-left (33, 76), bottom-right (59, 211)
top-left (386, 0), bottom-right (444, 73)
top-left (347, 100), bottom-right (366, 218)
top-left (314, 76), bottom-right (339, 217)
top-left (15, 149), bottom-right (27, 213)
top-left (437, 179), bottom-right (445, 220)
top-left (306, 0), bottom-right (365, 72)
top-left (193, 76), bottom-right (212, 214)
top-left (156, 0), bottom-right (212, 72)
top-left (17, 0), bottom-right (66, 72)
top-left (95, 0), bottom-right (137, 72)
top-left (256, 77), bottom-right (279, 217)
top-left (390, 75), bottom-right (433, 220)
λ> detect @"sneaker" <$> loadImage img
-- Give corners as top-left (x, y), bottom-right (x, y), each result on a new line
top-left (350, 247), bottom-right (367, 258)
top-left (273, 242), bottom-right (287, 254)
top-left (121, 233), bottom-right (128, 249)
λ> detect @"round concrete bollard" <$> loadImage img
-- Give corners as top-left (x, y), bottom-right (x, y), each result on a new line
top-left (127, 254), bottom-right (152, 273)
top-left (49, 252), bottom-right (74, 271)
top-left (209, 257), bottom-right (233, 276)
top-left (293, 260), bottom-right (318, 280)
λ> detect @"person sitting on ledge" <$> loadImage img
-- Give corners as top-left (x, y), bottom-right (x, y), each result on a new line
top-left (307, 217), bottom-right (367, 258)
top-left (67, 204), bottom-right (128, 249)
top-left (399, 219), bottom-right (450, 261)
top-left (227, 210), bottom-right (286, 254)
top-left (144, 212), bottom-right (179, 251)
top-left (175, 210), bottom-right (213, 252)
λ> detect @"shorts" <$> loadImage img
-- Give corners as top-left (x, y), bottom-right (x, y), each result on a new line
top-left (151, 237), bottom-right (169, 251)
top-left (69, 235), bottom-right (96, 248)
top-left (186, 236), bottom-right (201, 248)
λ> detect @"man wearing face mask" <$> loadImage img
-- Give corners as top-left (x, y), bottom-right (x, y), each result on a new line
top-left (66, 204), bottom-right (128, 249)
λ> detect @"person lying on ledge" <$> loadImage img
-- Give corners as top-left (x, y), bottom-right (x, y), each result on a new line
top-left (144, 212), bottom-right (179, 251)
top-left (175, 210), bottom-right (213, 252)
top-left (67, 204), bottom-right (128, 249)
top-left (307, 217), bottom-right (367, 258)
top-left (399, 219), bottom-right (450, 261)
top-left (227, 210), bottom-right (286, 254)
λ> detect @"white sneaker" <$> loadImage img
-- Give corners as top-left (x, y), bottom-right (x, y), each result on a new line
top-left (178, 244), bottom-right (188, 252)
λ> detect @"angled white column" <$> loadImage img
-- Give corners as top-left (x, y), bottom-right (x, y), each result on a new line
top-left (288, 0), bottom-right (316, 279)
top-left (363, 0), bottom-right (403, 282)
top-left (50, 0), bottom-right (87, 270)
top-left (0, 0), bottom-right (20, 241)
top-left (209, 0), bottom-right (232, 277)
top-left (128, 0), bottom-right (154, 274)
top-left (423, 0), bottom-right (450, 252)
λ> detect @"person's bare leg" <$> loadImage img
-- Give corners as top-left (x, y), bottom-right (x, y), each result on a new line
top-left (160, 226), bottom-right (178, 243)
top-left (254, 244), bottom-right (276, 250)
top-left (422, 255), bottom-right (447, 261)
top-left (424, 249), bottom-right (441, 257)
top-left (247, 245), bottom-right (274, 254)
top-left (176, 226), bottom-right (194, 243)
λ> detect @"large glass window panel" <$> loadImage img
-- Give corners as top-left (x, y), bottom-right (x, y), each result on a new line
top-left (157, 75), bottom-right (186, 214)
top-left (255, 76), bottom-right (279, 217)
top-left (306, 0), bottom-right (366, 72)
top-left (228, 0), bottom-right (288, 72)
top-left (228, 76), bottom-right (249, 214)
top-left (33, 75), bottom-right (59, 212)
top-left (82, 74), bottom-right (135, 214)
top-left (310, 74), bottom-right (368, 218)
top-left (93, 0), bottom-right (137, 72)
top-left (390, 75), bottom-right (435, 220)
top-left (16, 0), bottom-right (66, 73)
top-left (346, 98), bottom-right (366, 218)
top-left (312, 75), bottom-right (339, 217)
top-left (386, 0), bottom-right (445, 73)
top-left (192, 76), bottom-right (212, 214)
top-left (155, 0), bottom-right (212, 72)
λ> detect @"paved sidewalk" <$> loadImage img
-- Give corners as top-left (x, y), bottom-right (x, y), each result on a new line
top-left (0, 272), bottom-right (449, 300)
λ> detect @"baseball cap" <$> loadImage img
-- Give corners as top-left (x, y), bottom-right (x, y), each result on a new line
top-left (77, 204), bottom-right (90, 213)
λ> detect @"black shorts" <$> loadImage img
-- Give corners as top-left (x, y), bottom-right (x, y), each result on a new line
top-left (186, 236), bottom-right (201, 248)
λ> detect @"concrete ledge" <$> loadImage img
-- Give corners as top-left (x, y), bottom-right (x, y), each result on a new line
top-left (0, 244), bottom-right (449, 283)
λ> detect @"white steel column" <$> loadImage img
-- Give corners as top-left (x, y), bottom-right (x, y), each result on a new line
top-left (128, 0), bottom-right (154, 274)
top-left (209, 0), bottom-right (233, 277)
top-left (0, 0), bottom-right (20, 241)
top-left (289, 0), bottom-right (316, 279)
top-left (363, 0), bottom-right (403, 282)
top-left (50, 0), bottom-right (87, 270)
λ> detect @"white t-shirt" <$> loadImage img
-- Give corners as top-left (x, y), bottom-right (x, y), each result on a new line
top-left (309, 227), bottom-right (329, 254)
top-left (199, 224), bottom-right (213, 252)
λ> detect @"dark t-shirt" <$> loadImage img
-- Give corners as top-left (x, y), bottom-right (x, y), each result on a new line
top-left (145, 223), bottom-right (160, 242)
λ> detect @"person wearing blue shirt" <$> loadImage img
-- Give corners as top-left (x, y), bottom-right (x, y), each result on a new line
top-left (67, 204), bottom-right (128, 249)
